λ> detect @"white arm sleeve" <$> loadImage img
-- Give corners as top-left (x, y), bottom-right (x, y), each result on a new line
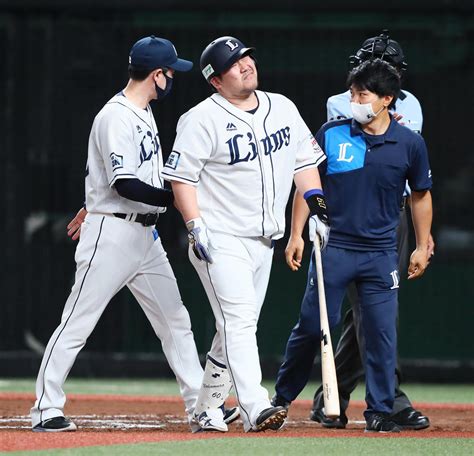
top-left (97, 112), bottom-right (137, 187)
top-left (162, 111), bottom-right (213, 185)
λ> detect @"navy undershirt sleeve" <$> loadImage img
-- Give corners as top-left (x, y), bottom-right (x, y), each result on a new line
top-left (114, 178), bottom-right (174, 207)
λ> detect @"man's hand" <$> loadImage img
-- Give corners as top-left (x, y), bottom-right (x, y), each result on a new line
top-left (408, 247), bottom-right (430, 280)
top-left (304, 191), bottom-right (330, 250)
top-left (285, 236), bottom-right (305, 271)
top-left (67, 207), bottom-right (87, 241)
top-left (186, 217), bottom-right (213, 264)
top-left (393, 112), bottom-right (404, 125)
top-left (427, 234), bottom-right (435, 262)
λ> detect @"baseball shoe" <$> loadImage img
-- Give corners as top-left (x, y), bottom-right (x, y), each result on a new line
top-left (254, 406), bottom-right (287, 432)
top-left (270, 393), bottom-right (291, 410)
top-left (33, 416), bottom-right (77, 432)
top-left (194, 408), bottom-right (228, 432)
top-left (365, 413), bottom-right (401, 433)
top-left (310, 408), bottom-right (348, 429)
top-left (390, 407), bottom-right (430, 430)
top-left (221, 405), bottom-right (240, 425)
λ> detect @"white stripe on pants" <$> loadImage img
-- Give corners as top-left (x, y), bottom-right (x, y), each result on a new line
top-left (31, 213), bottom-right (203, 427)
top-left (189, 232), bottom-right (274, 431)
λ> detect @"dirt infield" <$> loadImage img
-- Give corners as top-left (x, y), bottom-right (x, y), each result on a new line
top-left (1, 392), bottom-right (473, 452)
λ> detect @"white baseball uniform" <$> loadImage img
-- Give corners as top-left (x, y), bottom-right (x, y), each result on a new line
top-left (31, 93), bottom-right (203, 428)
top-left (163, 90), bottom-right (325, 431)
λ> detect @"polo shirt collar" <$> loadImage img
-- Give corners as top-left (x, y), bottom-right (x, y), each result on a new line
top-left (350, 115), bottom-right (399, 144)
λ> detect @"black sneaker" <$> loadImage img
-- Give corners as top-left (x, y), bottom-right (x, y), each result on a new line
top-left (270, 394), bottom-right (291, 410)
top-left (255, 406), bottom-right (287, 431)
top-left (310, 408), bottom-right (348, 429)
top-left (221, 405), bottom-right (240, 425)
top-left (391, 407), bottom-right (430, 430)
top-left (365, 413), bottom-right (401, 433)
top-left (33, 416), bottom-right (77, 432)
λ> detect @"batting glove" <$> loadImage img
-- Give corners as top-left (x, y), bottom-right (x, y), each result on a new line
top-left (186, 217), bottom-right (214, 264)
top-left (304, 190), bottom-right (330, 250)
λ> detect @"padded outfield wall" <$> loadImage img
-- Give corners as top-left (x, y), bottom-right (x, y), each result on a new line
top-left (0, 0), bottom-right (472, 379)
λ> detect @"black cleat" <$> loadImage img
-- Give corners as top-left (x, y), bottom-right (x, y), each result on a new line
top-left (255, 406), bottom-right (287, 431)
top-left (391, 407), bottom-right (430, 430)
top-left (310, 408), bottom-right (348, 429)
top-left (33, 416), bottom-right (77, 432)
top-left (365, 413), bottom-right (401, 433)
top-left (270, 394), bottom-right (291, 410)
top-left (222, 405), bottom-right (240, 425)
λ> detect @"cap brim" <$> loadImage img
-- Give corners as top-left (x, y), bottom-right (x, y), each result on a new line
top-left (169, 58), bottom-right (193, 72)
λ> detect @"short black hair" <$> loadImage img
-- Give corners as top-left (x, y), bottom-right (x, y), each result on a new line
top-left (346, 59), bottom-right (401, 109)
top-left (128, 65), bottom-right (154, 81)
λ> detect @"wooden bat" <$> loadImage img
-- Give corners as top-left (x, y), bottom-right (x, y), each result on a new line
top-left (313, 235), bottom-right (340, 418)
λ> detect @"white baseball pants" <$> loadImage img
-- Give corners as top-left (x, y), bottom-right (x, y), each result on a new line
top-left (31, 213), bottom-right (203, 427)
top-left (189, 231), bottom-right (274, 431)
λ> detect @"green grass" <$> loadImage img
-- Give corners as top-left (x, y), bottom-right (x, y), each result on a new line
top-left (1, 378), bottom-right (473, 404)
top-left (8, 437), bottom-right (474, 455)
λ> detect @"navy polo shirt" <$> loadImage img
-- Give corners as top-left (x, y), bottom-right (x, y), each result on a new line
top-left (316, 117), bottom-right (432, 251)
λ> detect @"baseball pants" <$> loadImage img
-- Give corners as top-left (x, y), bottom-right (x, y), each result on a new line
top-left (31, 213), bottom-right (203, 427)
top-left (312, 206), bottom-right (411, 415)
top-left (275, 246), bottom-right (399, 416)
top-left (189, 231), bottom-right (274, 431)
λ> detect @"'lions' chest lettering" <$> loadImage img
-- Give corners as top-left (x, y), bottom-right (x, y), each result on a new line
top-left (225, 126), bottom-right (290, 165)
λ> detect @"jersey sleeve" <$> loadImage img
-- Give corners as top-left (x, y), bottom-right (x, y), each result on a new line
top-left (162, 110), bottom-right (213, 186)
top-left (293, 106), bottom-right (326, 174)
top-left (407, 134), bottom-right (432, 192)
top-left (97, 111), bottom-right (138, 187)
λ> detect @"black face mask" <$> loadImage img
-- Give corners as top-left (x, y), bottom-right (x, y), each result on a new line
top-left (155, 72), bottom-right (173, 102)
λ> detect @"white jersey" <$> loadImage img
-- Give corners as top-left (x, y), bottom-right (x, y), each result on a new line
top-left (85, 93), bottom-right (166, 215)
top-left (163, 90), bottom-right (325, 240)
top-left (327, 89), bottom-right (423, 133)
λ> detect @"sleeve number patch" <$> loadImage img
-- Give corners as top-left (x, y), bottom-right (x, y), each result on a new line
top-left (110, 152), bottom-right (124, 170)
top-left (165, 151), bottom-right (181, 170)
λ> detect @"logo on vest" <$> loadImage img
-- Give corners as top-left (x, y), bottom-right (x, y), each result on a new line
top-left (337, 142), bottom-right (354, 162)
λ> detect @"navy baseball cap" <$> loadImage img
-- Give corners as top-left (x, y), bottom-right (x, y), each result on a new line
top-left (129, 35), bottom-right (193, 72)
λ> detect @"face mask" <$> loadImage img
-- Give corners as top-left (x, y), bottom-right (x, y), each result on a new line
top-left (155, 73), bottom-right (173, 101)
top-left (350, 102), bottom-right (385, 124)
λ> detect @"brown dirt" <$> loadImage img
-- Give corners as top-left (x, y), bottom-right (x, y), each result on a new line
top-left (1, 392), bottom-right (473, 452)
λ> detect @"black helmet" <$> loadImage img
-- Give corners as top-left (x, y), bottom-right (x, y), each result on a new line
top-left (200, 36), bottom-right (255, 82)
top-left (349, 30), bottom-right (407, 72)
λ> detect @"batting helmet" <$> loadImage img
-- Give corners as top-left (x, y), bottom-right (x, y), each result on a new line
top-left (349, 30), bottom-right (407, 72)
top-left (200, 36), bottom-right (255, 82)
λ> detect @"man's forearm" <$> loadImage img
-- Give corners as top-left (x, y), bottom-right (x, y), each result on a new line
top-left (291, 191), bottom-right (310, 238)
top-left (411, 190), bottom-right (432, 249)
top-left (170, 181), bottom-right (200, 222)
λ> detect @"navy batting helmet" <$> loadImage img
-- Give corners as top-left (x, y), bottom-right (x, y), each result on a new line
top-left (200, 36), bottom-right (255, 82)
top-left (349, 30), bottom-right (407, 72)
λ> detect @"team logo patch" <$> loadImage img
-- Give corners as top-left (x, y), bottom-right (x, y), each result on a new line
top-left (165, 151), bottom-right (181, 170)
top-left (202, 64), bottom-right (214, 79)
top-left (226, 122), bottom-right (237, 131)
top-left (309, 134), bottom-right (323, 154)
top-left (110, 152), bottom-right (123, 170)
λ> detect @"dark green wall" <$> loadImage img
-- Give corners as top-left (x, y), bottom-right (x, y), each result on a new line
top-left (1, 2), bottom-right (472, 365)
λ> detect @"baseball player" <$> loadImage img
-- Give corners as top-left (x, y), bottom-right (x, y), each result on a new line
top-left (162, 36), bottom-right (330, 432)
top-left (30, 35), bottom-right (206, 432)
top-left (272, 59), bottom-right (433, 432)
top-left (309, 31), bottom-right (432, 430)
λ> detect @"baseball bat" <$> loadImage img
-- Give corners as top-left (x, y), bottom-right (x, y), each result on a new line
top-left (313, 235), bottom-right (340, 418)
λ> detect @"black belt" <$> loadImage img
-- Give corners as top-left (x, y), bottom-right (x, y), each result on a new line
top-left (113, 212), bottom-right (159, 227)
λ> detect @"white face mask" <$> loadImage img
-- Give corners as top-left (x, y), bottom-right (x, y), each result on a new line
top-left (350, 102), bottom-right (385, 124)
